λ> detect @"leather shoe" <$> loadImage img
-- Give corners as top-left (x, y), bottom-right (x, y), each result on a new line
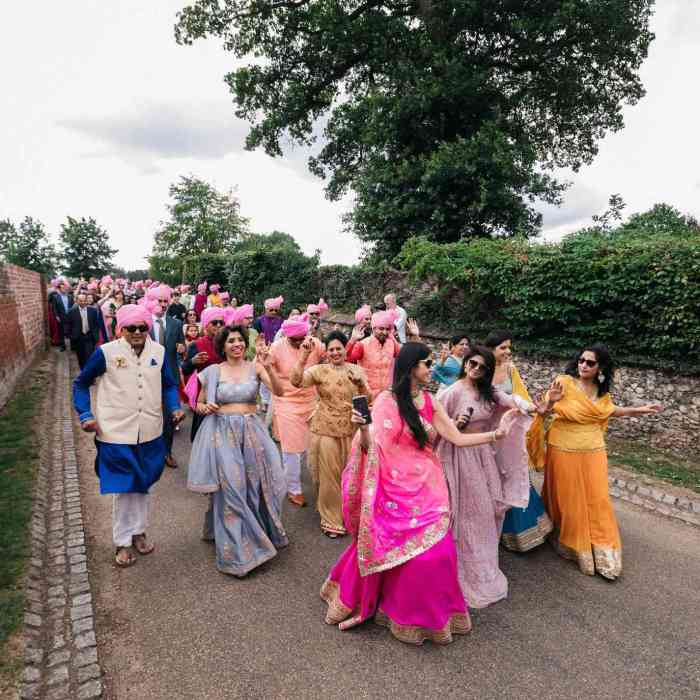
top-left (165, 455), bottom-right (178, 469)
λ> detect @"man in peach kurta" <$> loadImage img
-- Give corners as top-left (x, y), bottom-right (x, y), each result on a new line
top-left (269, 314), bottom-right (325, 506)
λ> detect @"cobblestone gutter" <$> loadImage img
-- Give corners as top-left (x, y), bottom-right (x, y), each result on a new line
top-left (19, 353), bottom-right (102, 699)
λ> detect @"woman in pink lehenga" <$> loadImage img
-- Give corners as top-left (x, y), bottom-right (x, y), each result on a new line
top-left (321, 343), bottom-right (518, 646)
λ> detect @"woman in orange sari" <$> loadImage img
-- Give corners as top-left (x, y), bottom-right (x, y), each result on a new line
top-left (529, 344), bottom-right (662, 580)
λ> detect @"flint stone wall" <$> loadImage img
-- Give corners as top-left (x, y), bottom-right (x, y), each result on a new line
top-left (321, 313), bottom-right (698, 454)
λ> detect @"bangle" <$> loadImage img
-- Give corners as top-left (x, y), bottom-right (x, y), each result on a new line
top-left (491, 430), bottom-right (497, 443)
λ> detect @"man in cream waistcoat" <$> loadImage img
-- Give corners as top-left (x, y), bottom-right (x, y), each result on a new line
top-left (73, 305), bottom-right (184, 567)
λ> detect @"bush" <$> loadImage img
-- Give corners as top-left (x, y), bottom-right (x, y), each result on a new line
top-left (396, 229), bottom-right (700, 372)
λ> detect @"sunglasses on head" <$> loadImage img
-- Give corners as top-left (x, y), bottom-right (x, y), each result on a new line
top-left (467, 359), bottom-right (487, 371)
top-left (210, 320), bottom-right (225, 327)
top-left (578, 358), bottom-right (598, 368)
top-left (124, 324), bottom-right (148, 334)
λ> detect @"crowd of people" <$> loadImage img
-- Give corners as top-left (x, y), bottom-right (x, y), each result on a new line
top-left (61, 275), bottom-right (663, 645)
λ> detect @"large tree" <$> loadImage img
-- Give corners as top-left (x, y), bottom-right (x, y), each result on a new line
top-left (150, 175), bottom-right (249, 281)
top-left (60, 216), bottom-right (118, 278)
top-left (175, 0), bottom-right (655, 258)
top-left (0, 216), bottom-right (60, 275)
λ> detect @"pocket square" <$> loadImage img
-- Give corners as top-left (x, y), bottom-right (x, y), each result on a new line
top-left (150, 358), bottom-right (158, 366)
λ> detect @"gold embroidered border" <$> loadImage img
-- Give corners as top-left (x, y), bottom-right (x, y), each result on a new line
top-left (374, 609), bottom-right (471, 646)
top-left (501, 513), bottom-right (554, 552)
top-left (320, 578), bottom-right (354, 625)
top-left (549, 532), bottom-right (622, 579)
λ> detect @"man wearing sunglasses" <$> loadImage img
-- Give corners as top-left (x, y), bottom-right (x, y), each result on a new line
top-left (72, 304), bottom-right (184, 568)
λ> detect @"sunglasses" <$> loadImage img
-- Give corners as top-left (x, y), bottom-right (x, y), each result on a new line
top-left (578, 358), bottom-right (598, 368)
top-left (124, 325), bottom-right (148, 334)
top-left (467, 359), bottom-right (487, 371)
top-left (210, 320), bottom-right (225, 327)
top-left (420, 359), bottom-right (433, 368)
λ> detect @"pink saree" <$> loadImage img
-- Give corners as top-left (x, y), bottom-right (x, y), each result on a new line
top-left (321, 390), bottom-right (471, 645)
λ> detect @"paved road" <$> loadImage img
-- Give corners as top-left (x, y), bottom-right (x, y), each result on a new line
top-left (77, 415), bottom-right (700, 700)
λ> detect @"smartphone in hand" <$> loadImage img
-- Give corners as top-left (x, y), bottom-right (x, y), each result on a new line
top-left (352, 395), bottom-right (372, 425)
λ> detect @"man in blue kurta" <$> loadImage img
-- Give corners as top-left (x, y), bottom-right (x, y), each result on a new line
top-left (72, 304), bottom-right (184, 567)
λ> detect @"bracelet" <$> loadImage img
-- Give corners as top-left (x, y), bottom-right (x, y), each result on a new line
top-left (491, 430), bottom-right (497, 443)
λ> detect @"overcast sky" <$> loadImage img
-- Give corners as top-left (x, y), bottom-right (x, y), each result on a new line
top-left (1, 2), bottom-right (698, 271)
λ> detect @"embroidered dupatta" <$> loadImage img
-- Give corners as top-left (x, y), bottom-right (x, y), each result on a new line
top-left (342, 391), bottom-right (450, 577)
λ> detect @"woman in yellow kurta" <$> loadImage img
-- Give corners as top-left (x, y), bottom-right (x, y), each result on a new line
top-left (291, 330), bottom-right (371, 537)
top-left (529, 344), bottom-right (662, 580)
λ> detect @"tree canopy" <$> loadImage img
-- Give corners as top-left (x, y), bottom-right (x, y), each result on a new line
top-left (0, 217), bottom-right (60, 275)
top-left (60, 216), bottom-right (118, 278)
top-left (150, 176), bottom-right (249, 281)
top-left (175, 0), bottom-right (655, 258)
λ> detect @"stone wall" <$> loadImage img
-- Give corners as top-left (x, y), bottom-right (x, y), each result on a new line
top-left (0, 263), bottom-right (47, 409)
top-left (322, 312), bottom-right (699, 454)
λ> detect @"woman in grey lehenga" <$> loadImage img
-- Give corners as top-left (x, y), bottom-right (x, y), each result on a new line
top-left (188, 324), bottom-right (288, 576)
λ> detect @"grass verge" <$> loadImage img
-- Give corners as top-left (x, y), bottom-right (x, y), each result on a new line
top-left (608, 437), bottom-right (700, 495)
top-left (0, 355), bottom-right (52, 685)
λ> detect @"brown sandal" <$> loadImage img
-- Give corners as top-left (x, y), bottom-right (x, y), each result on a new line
top-left (132, 533), bottom-right (155, 555)
top-left (115, 546), bottom-right (136, 567)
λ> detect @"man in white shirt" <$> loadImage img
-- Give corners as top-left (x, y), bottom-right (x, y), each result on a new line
top-left (149, 286), bottom-right (185, 467)
top-left (384, 293), bottom-right (408, 343)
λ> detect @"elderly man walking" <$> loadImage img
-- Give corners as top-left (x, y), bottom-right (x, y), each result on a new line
top-left (72, 305), bottom-right (184, 567)
top-left (384, 293), bottom-right (408, 343)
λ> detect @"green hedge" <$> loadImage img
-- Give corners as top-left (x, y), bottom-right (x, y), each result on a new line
top-left (395, 230), bottom-right (700, 372)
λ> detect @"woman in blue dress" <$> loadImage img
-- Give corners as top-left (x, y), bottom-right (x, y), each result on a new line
top-left (485, 330), bottom-right (553, 552)
top-left (431, 333), bottom-right (471, 389)
top-left (188, 324), bottom-right (289, 576)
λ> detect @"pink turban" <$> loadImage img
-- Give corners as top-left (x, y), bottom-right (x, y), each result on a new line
top-left (210, 284), bottom-right (220, 293)
top-left (220, 291), bottom-right (230, 302)
top-left (197, 282), bottom-right (207, 294)
top-left (116, 304), bottom-right (153, 333)
top-left (50, 278), bottom-right (59, 287)
top-left (264, 295), bottom-right (284, 310)
top-left (87, 282), bottom-right (98, 291)
top-left (371, 310), bottom-right (396, 328)
top-left (281, 313), bottom-right (310, 339)
top-left (152, 284), bottom-right (172, 301)
top-left (307, 303), bottom-right (320, 314)
top-left (223, 307), bottom-right (237, 325)
top-left (116, 278), bottom-right (127, 286)
top-left (355, 304), bottom-right (371, 324)
top-left (134, 280), bottom-right (144, 289)
top-left (145, 279), bottom-right (153, 286)
top-left (201, 307), bottom-right (225, 327)
top-left (317, 298), bottom-right (329, 314)
top-left (238, 303), bottom-right (254, 318)
top-left (101, 275), bottom-right (113, 285)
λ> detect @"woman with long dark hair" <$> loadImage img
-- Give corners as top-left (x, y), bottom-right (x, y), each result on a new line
top-left (187, 325), bottom-right (288, 576)
top-left (530, 343), bottom-right (663, 580)
top-left (321, 343), bottom-right (518, 645)
top-left (436, 345), bottom-right (547, 608)
top-left (484, 329), bottom-right (554, 552)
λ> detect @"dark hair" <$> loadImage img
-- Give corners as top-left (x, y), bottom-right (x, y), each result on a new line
top-left (186, 309), bottom-right (199, 320)
top-left (449, 333), bottom-right (471, 348)
top-left (215, 324), bottom-right (249, 358)
top-left (565, 343), bottom-right (615, 396)
top-left (392, 342), bottom-right (431, 449)
top-left (375, 301), bottom-right (387, 311)
top-left (324, 330), bottom-right (348, 347)
top-left (483, 329), bottom-right (513, 349)
top-left (458, 346), bottom-right (497, 405)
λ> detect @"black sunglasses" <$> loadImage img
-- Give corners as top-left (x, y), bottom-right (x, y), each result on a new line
top-left (467, 359), bottom-right (487, 371)
top-left (210, 320), bottom-right (225, 327)
top-left (124, 324), bottom-right (148, 334)
top-left (421, 358), bottom-right (433, 368)
top-left (578, 358), bottom-right (598, 368)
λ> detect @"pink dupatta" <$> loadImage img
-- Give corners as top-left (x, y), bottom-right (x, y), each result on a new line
top-left (342, 390), bottom-right (450, 576)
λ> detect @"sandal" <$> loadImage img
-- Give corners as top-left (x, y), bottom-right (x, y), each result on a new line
top-left (132, 533), bottom-right (155, 555)
top-left (115, 546), bottom-right (136, 567)
top-left (323, 531), bottom-right (339, 539)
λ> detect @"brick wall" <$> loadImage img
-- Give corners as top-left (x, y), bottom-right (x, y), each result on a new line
top-left (0, 263), bottom-right (47, 409)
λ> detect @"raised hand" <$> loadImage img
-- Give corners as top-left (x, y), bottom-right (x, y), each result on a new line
top-left (548, 379), bottom-right (564, 404)
top-left (350, 324), bottom-right (365, 341)
top-left (256, 342), bottom-right (273, 369)
top-left (406, 318), bottom-right (420, 338)
top-left (300, 336), bottom-right (314, 355)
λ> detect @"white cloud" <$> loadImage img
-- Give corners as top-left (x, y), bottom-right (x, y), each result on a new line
top-left (1, 0), bottom-right (698, 271)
